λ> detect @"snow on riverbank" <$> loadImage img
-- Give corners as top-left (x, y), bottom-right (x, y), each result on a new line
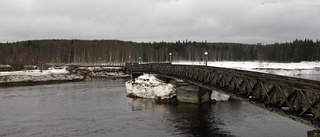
top-left (173, 61), bottom-right (320, 101)
top-left (174, 61), bottom-right (320, 77)
top-left (174, 61), bottom-right (319, 69)
top-left (81, 67), bottom-right (123, 71)
top-left (125, 74), bottom-right (176, 99)
top-left (0, 67), bottom-right (69, 76)
top-left (0, 65), bottom-right (130, 84)
top-left (0, 66), bottom-right (83, 83)
top-left (82, 67), bottom-right (129, 78)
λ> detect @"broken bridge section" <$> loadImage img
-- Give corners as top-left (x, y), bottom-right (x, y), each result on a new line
top-left (126, 63), bottom-right (320, 129)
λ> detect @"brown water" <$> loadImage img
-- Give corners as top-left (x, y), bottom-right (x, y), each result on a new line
top-left (0, 79), bottom-right (313, 137)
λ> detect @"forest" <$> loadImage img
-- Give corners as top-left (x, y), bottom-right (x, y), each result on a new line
top-left (0, 39), bottom-right (319, 65)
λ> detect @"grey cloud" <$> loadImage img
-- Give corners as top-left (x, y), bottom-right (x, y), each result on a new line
top-left (0, 0), bottom-right (319, 44)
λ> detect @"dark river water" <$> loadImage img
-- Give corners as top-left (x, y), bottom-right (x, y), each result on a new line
top-left (0, 79), bottom-right (313, 137)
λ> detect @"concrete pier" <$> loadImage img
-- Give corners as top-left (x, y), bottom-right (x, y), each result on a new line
top-left (171, 79), bottom-right (212, 104)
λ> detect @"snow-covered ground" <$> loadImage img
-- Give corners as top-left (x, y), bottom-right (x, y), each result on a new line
top-left (0, 67), bottom-right (69, 76)
top-left (174, 61), bottom-right (320, 78)
top-left (0, 66), bottom-right (83, 83)
top-left (83, 67), bottom-right (129, 78)
top-left (79, 66), bottom-right (123, 71)
top-left (0, 65), bottom-right (130, 84)
top-left (174, 61), bottom-right (319, 70)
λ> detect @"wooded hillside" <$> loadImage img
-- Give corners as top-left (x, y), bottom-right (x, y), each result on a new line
top-left (0, 39), bottom-right (319, 65)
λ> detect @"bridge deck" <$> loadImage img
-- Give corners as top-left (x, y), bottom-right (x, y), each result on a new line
top-left (126, 63), bottom-right (320, 129)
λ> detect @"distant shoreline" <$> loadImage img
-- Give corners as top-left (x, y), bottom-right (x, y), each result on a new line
top-left (0, 65), bottom-right (129, 87)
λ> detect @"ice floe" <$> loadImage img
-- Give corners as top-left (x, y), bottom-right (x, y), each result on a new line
top-left (125, 74), bottom-right (176, 99)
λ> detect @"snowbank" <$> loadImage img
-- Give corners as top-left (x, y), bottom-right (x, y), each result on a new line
top-left (0, 66), bottom-right (83, 83)
top-left (125, 74), bottom-right (176, 99)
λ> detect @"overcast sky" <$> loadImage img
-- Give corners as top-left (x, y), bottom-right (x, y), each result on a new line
top-left (1, 0), bottom-right (319, 44)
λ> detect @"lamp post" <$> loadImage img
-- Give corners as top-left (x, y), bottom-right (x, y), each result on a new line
top-left (169, 52), bottom-right (172, 63)
top-left (129, 55), bottom-right (131, 63)
top-left (204, 52), bottom-right (208, 66)
top-left (139, 56), bottom-right (141, 63)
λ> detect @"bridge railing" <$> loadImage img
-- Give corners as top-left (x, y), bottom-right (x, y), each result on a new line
top-left (126, 63), bottom-right (320, 128)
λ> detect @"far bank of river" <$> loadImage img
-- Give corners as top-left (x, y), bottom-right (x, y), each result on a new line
top-left (0, 66), bottom-right (130, 86)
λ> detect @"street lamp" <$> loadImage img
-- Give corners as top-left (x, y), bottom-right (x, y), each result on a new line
top-left (139, 56), bottom-right (141, 63)
top-left (169, 52), bottom-right (172, 63)
top-left (204, 52), bottom-right (208, 66)
top-left (129, 55), bottom-right (131, 63)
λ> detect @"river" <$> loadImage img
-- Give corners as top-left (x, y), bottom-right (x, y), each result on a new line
top-left (0, 78), bottom-right (313, 137)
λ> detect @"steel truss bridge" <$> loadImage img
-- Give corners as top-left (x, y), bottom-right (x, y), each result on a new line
top-left (126, 63), bottom-right (320, 129)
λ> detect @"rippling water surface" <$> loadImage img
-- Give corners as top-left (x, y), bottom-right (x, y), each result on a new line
top-left (0, 79), bottom-right (313, 137)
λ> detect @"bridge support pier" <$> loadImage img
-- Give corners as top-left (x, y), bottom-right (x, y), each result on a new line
top-left (171, 79), bottom-right (212, 104)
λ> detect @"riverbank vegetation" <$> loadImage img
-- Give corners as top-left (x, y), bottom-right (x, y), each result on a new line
top-left (0, 39), bottom-right (319, 65)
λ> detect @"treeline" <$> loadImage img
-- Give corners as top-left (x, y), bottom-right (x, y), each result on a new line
top-left (266, 39), bottom-right (320, 62)
top-left (0, 39), bottom-right (319, 65)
